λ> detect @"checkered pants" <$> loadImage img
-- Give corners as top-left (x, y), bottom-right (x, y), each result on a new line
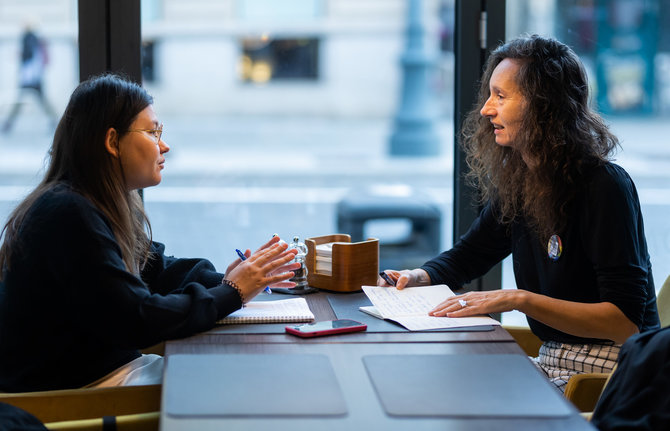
top-left (531, 341), bottom-right (620, 392)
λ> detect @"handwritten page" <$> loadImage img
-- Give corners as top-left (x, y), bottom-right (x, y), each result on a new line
top-left (362, 285), bottom-right (455, 317)
top-left (361, 285), bottom-right (500, 331)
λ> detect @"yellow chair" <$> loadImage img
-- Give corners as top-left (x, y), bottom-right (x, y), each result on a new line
top-left (0, 384), bottom-right (161, 429)
top-left (504, 325), bottom-right (543, 357)
top-left (562, 371), bottom-right (612, 412)
top-left (658, 275), bottom-right (670, 327)
top-left (140, 342), bottom-right (166, 357)
top-left (44, 412), bottom-right (159, 431)
top-left (0, 345), bottom-right (164, 430)
top-left (575, 365), bottom-right (617, 421)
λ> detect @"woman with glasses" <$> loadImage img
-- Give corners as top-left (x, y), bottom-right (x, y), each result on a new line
top-left (0, 74), bottom-right (299, 392)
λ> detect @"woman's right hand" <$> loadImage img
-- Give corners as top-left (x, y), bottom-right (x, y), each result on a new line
top-left (377, 268), bottom-right (431, 290)
top-left (224, 241), bottom-right (299, 303)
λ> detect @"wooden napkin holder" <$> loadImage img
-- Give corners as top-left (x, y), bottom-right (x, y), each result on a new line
top-left (305, 234), bottom-right (379, 293)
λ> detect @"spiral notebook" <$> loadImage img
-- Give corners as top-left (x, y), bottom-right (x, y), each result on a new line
top-left (217, 298), bottom-right (315, 324)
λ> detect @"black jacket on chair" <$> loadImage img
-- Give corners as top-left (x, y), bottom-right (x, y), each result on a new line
top-left (591, 327), bottom-right (670, 431)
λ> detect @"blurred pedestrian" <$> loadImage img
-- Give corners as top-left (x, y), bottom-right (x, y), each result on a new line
top-left (2, 23), bottom-right (57, 134)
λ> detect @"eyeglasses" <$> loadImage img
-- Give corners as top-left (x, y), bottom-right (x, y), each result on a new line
top-left (127, 123), bottom-right (163, 143)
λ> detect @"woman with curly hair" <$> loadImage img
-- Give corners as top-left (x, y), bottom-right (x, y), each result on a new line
top-left (379, 35), bottom-right (660, 390)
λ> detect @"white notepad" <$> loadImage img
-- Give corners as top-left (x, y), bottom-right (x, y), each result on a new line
top-left (217, 298), bottom-right (315, 324)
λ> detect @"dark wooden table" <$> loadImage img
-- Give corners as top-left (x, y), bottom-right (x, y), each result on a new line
top-left (160, 292), bottom-right (595, 430)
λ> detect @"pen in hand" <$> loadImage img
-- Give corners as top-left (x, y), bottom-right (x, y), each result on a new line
top-left (236, 248), bottom-right (272, 294)
top-left (379, 271), bottom-right (396, 287)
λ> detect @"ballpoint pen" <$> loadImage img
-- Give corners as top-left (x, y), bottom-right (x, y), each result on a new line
top-left (236, 248), bottom-right (272, 294)
top-left (379, 271), bottom-right (396, 287)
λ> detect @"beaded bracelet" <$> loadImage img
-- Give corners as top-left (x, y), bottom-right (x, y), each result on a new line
top-left (224, 279), bottom-right (246, 307)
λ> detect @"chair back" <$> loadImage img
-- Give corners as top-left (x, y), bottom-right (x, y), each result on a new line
top-left (0, 384), bottom-right (161, 423)
top-left (658, 275), bottom-right (670, 327)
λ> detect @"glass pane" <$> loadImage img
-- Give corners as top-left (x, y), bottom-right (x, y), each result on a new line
top-left (140, 0), bottom-right (456, 275)
top-left (0, 2), bottom-right (79, 232)
top-left (503, 0), bottom-right (669, 326)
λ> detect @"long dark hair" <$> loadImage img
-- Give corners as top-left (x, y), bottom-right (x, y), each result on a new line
top-left (461, 34), bottom-right (619, 240)
top-left (0, 74), bottom-right (154, 276)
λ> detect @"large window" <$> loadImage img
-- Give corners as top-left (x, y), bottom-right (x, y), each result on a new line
top-left (0, 0), bottom-right (455, 278)
top-left (140, 0), bottom-right (456, 273)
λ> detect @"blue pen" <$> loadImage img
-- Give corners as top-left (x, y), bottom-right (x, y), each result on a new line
top-left (379, 271), bottom-right (396, 287)
top-left (236, 249), bottom-right (272, 294)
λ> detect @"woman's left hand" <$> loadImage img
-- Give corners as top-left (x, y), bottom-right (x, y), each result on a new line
top-left (431, 289), bottom-right (638, 343)
top-left (429, 289), bottom-right (522, 317)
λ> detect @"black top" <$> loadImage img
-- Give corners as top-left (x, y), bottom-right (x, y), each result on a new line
top-left (0, 183), bottom-right (242, 392)
top-left (421, 163), bottom-right (659, 343)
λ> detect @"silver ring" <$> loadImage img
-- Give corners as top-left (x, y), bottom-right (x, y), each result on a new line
top-left (458, 299), bottom-right (467, 308)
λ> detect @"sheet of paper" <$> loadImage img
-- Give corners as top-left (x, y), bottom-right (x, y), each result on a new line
top-left (359, 305), bottom-right (383, 319)
top-left (361, 285), bottom-right (456, 318)
top-left (361, 285), bottom-right (500, 331)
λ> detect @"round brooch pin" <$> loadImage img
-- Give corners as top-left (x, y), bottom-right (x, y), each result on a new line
top-left (547, 234), bottom-right (562, 261)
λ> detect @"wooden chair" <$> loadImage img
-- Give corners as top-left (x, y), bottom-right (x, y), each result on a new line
top-left (504, 325), bottom-right (543, 357)
top-left (0, 344), bottom-right (164, 430)
top-left (563, 371), bottom-right (613, 413)
top-left (658, 274), bottom-right (670, 327)
top-left (44, 412), bottom-right (159, 431)
top-left (0, 385), bottom-right (161, 430)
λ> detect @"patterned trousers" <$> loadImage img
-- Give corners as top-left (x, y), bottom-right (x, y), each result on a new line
top-left (531, 341), bottom-right (620, 392)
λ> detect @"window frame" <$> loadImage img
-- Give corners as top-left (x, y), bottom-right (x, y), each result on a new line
top-left (453, 0), bottom-right (505, 294)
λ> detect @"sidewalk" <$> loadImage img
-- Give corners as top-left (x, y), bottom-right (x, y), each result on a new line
top-left (2, 113), bottom-right (670, 179)
top-left (0, 114), bottom-right (455, 180)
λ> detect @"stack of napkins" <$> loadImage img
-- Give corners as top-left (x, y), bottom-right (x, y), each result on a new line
top-left (314, 242), bottom-right (341, 275)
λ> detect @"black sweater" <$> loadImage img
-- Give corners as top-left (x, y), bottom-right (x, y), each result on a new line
top-left (421, 163), bottom-right (660, 343)
top-left (0, 183), bottom-right (242, 392)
